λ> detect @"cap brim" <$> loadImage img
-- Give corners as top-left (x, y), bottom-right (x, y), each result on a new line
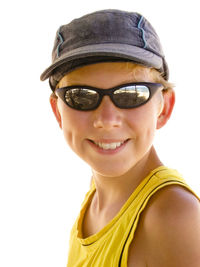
top-left (40, 43), bottom-right (164, 81)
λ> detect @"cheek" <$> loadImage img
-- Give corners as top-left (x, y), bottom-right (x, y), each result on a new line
top-left (59, 103), bottom-right (91, 148)
top-left (125, 104), bottom-right (158, 140)
top-left (58, 99), bottom-right (90, 129)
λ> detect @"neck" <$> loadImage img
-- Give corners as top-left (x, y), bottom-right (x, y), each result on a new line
top-left (92, 146), bottom-right (163, 212)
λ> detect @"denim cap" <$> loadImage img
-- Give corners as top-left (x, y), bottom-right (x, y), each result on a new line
top-left (40, 9), bottom-right (169, 91)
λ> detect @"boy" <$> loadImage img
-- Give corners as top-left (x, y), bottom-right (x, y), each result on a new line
top-left (40, 9), bottom-right (200, 267)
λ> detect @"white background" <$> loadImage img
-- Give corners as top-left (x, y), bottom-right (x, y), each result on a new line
top-left (1, 0), bottom-right (200, 266)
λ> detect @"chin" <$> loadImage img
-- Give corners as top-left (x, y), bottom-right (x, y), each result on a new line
top-left (91, 162), bottom-right (135, 178)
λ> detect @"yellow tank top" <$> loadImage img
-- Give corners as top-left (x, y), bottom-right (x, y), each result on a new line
top-left (67, 166), bottom-right (199, 267)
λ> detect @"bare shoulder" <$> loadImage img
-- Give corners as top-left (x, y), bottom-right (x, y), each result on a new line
top-left (143, 185), bottom-right (200, 267)
top-left (146, 184), bottom-right (200, 222)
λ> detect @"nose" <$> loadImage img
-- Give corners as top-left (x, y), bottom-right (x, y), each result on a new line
top-left (93, 96), bottom-right (122, 130)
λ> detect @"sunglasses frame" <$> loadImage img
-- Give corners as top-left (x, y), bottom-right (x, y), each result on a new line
top-left (55, 82), bottom-right (164, 111)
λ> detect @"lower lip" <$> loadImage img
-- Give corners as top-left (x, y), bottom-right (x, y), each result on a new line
top-left (87, 139), bottom-right (129, 155)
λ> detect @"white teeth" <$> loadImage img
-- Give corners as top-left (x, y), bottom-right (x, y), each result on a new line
top-left (94, 141), bottom-right (125, 150)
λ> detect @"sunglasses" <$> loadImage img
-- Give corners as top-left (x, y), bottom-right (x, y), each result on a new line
top-left (55, 82), bottom-right (164, 111)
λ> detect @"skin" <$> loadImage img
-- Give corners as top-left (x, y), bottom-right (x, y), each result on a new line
top-left (50, 62), bottom-right (200, 266)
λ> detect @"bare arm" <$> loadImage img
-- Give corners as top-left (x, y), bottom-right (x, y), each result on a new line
top-left (144, 186), bottom-right (200, 267)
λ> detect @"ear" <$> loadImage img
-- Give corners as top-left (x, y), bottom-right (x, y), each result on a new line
top-left (156, 89), bottom-right (175, 129)
top-left (49, 94), bottom-right (62, 129)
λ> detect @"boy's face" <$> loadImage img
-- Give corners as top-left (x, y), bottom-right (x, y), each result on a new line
top-left (51, 62), bottom-right (174, 177)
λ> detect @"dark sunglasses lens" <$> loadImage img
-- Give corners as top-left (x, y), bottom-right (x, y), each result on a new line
top-left (65, 88), bottom-right (99, 110)
top-left (113, 85), bottom-right (150, 108)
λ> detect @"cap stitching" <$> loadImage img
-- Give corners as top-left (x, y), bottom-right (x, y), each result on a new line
top-left (57, 26), bottom-right (64, 58)
top-left (137, 16), bottom-right (147, 49)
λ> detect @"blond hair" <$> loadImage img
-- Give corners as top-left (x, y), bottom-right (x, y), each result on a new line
top-left (50, 62), bottom-right (174, 98)
top-left (123, 62), bottom-right (174, 91)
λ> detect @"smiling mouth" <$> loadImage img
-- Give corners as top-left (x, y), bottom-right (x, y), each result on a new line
top-left (89, 139), bottom-right (129, 150)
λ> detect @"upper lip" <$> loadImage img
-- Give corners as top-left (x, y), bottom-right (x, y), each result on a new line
top-left (89, 139), bottom-right (129, 144)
